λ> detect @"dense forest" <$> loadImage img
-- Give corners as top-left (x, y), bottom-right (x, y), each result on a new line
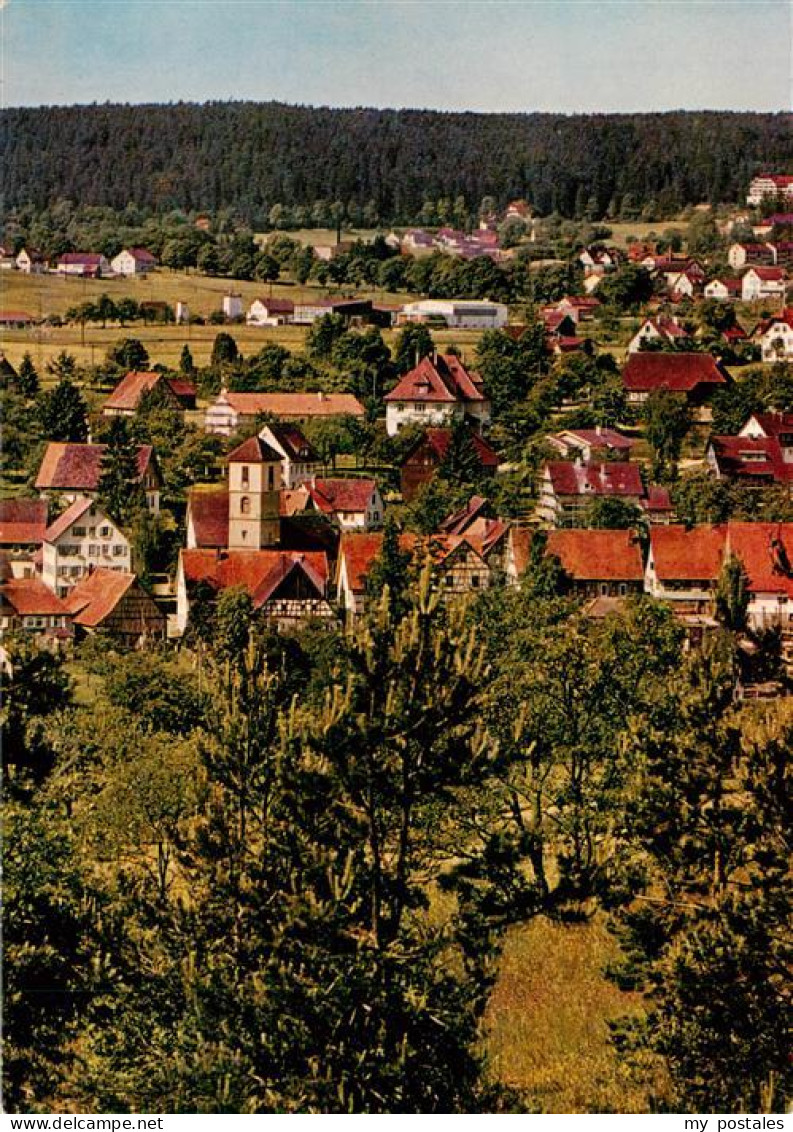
top-left (2, 102), bottom-right (792, 224)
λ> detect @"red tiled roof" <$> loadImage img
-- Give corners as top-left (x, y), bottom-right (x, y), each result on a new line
top-left (217, 391), bottom-right (365, 418)
top-left (622, 353), bottom-right (728, 394)
top-left (439, 495), bottom-right (490, 535)
top-left (307, 478), bottom-right (377, 515)
top-left (181, 549), bottom-right (329, 606)
top-left (0, 498), bottom-right (48, 545)
top-left (649, 525), bottom-right (725, 581)
top-left (0, 310), bottom-right (35, 323)
top-left (746, 411), bottom-right (793, 438)
top-left (508, 528), bottom-right (534, 578)
top-left (546, 461), bottom-right (645, 498)
top-left (644, 485), bottom-right (674, 513)
top-left (727, 523), bottom-right (793, 597)
top-left (44, 497), bottom-right (94, 543)
top-left (126, 247), bottom-right (157, 263)
top-left (226, 435), bottom-right (282, 464)
top-left (551, 428), bottom-right (634, 453)
top-left (708, 436), bottom-right (793, 484)
top-left (102, 371), bottom-right (166, 412)
top-left (263, 423), bottom-right (321, 462)
top-left (384, 354), bottom-right (485, 404)
top-left (187, 488), bottom-right (229, 548)
top-left (64, 569), bottom-right (137, 626)
top-left (403, 428), bottom-right (500, 468)
top-left (0, 576), bottom-right (70, 616)
top-left (337, 530), bottom-right (484, 592)
top-left (35, 442), bottom-right (155, 491)
top-left (58, 252), bottom-right (103, 265)
top-left (746, 266), bottom-right (786, 281)
top-left (546, 529), bottom-right (644, 581)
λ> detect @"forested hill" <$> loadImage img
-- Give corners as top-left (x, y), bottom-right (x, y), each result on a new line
top-left (3, 102), bottom-right (792, 222)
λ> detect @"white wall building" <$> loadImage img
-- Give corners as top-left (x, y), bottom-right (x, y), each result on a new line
top-left (397, 300), bottom-right (508, 330)
top-left (42, 498), bottom-right (132, 598)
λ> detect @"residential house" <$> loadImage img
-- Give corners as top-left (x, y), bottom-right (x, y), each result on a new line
top-left (396, 300), bottom-right (508, 329)
top-left (706, 434), bottom-right (793, 489)
top-left (437, 496), bottom-right (510, 574)
top-left (204, 390), bottom-right (365, 435)
top-left (56, 252), bottom-right (110, 277)
top-left (0, 498), bottom-right (48, 578)
top-left (101, 371), bottom-right (197, 416)
top-left (302, 478), bottom-right (384, 531)
top-left (646, 522), bottom-right (793, 631)
top-left (0, 310), bottom-right (35, 328)
top-left (110, 247), bottom-right (158, 276)
top-left (246, 297), bottom-right (295, 326)
top-left (399, 427), bottom-right (500, 500)
top-left (753, 309), bottom-right (793, 361)
top-left (621, 352), bottom-right (729, 420)
top-left (222, 293), bottom-right (243, 320)
top-left (771, 242), bottom-right (793, 270)
top-left (627, 316), bottom-right (689, 354)
top-left (545, 528), bottom-right (645, 598)
top-left (546, 427), bottom-right (634, 462)
top-left (578, 247), bottom-right (621, 274)
top-left (35, 442), bottom-right (162, 513)
top-left (742, 266), bottom-right (787, 302)
top-left (704, 278), bottom-right (742, 301)
top-left (42, 498), bottom-right (132, 597)
top-left (15, 248), bottom-right (47, 274)
top-left (401, 230), bottom-right (435, 254)
top-left (727, 243), bottom-right (776, 270)
top-left (741, 411), bottom-right (793, 452)
top-left (177, 549), bottom-right (333, 633)
top-left (0, 574), bottom-right (73, 642)
top-left (537, 461), bottom-right (672, 527)
top-left (665, 269), bottom-right (703, 300)
top-left (384, 354), bottom-right (490, 436)
top-left (551, 296), bottom-right (601, 323)
top-left (746, 174), bottom-right (793, 206)
top-left (64, 568), bottom-right (165, 644)
top-left (258, 423), bottom-right (323, 487)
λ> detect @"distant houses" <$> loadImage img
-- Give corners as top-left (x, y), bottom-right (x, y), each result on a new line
top-left (399, 427), bottom-right (500, 501)
top-left (110, 247), bottom-right (158, 276)
top-left (102, 371), bottom-right (197, 416)
top-left (384, 354), bottom-right (490, 436)
top-left (204, 390), bottom-right (366, 435)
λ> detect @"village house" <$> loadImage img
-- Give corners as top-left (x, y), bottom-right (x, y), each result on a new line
top-left (15, 247), bottom-right (47, 274)
top-left (706, 434), bottom-right (793, 490)
top-left (0, 498), bottom-right (48, 578)
top-left (626, 316), bottom-right (689, 354)
top-left (703, 277), bottom-right (742, 301)
top-left (56, 252), bottom-right (110, 277)
top-left (546, 427), bottom-right (634, 462)
top-left (301, 478), bottom-right (384, 531)
top-left (204, 389), bottom-right (365, 436)
top-left (537, 461), bottom-right (672, 527)
top-left (35, 442), bottom-right (162, 513)
top-left (246, 297), bottom-right (295, 326)
top-left (437, 496), bottom-right (510, 574)
top-left (176, 548), bottom-right (333, 633)
top-left (384, 354), bottom-right (490, 436)
top-left (741, 266), bottom-right (787, 302)
top-left (746, 174), bottom-right (793, 206)
top-left (0, 570), bottom-right (73, 643)
top-left (41, 498), bottom-right (132, 598)
top-left (64, 568), bottom-right (165, 645)
top-left (646, 523), bottom-right (793, 632)
top-left (110, 247), bottom-right (158, 276)
top-left (771, 242), bottom-right (793, 270)
top-left (753, 308), bottom-right (793, 362)
top-left (727, 242), bottom-right (777, 270)
top-left (101, 371), bottom-right (197, 416)
top-left (544, 528), bottom-right (645, 598)
top-left (665, 269), bottom-right (703, 300)
top-left (621, 352), bottom-right (729, 420)
top-left (258, 423), bottom-right (323, 487)
top-left (401, 230), bottom-right (435, 254)
top-left (399, 427), bottom-right (500, 501)
top-left (578, 247), bottom-right (621, 274)
top-left (549, 296), bottom-right (601, 323)
top-left (396, 300), bottom-right (508, 329)
top-left (0, 310), bottom-right (36, 329)
top-left (222, 293), bottom-right (244, 320)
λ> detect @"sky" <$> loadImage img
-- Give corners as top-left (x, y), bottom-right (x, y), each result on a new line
top-left (2, 0), bottom-right (791, 114)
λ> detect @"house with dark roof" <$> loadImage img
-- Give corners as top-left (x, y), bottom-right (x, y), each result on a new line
top-left (384, 354), bottom-right (490, 436)
top-left (35, 442), bottom-right (162, 512)
top-left (302, 478), bottom-right (384, 531)
top-left (110, 248), bottom-right (158, 276)
top-left (546, 428), bottom-right (634, 463)
top-left (64, 568), bottom-right (165, 644)
top-left (627, 316), bottom-right (690, 354)
top-left (56, 252), bottom-right (110, 277)
top-left (258, 423), bottom-right (322, 487)
top-left (537, 461), bottom-right (673, 527)
top-left (399, 426), bottom-right (500, 501)
top-left (246, 297), bottom-right (295, 326)
top-left (742, 266), bottom-right (787, 302)
top-left (42, 498), bottom-right (132, 598)
top-left (102, 371), bottom-right (196, 416)
top-left (177, 549), bottom-right (333, 633)
top-left (622, 352), bottom-right (729, 420)
top-left (706, 435), bottom-right (793, 489)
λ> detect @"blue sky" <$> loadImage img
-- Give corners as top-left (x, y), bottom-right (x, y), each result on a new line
top-left (3, 0), bottom-right (791, 112)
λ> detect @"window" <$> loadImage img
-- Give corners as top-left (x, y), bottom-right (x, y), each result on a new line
top-left (241, 465), bottom-right (249, 487)
top-left (73, 526), bottom-right (87, 536)
top-left (600, 583), bottom-right (609, 596)
top-left (619, 583), bottom-right (627, 596)
top-left (267, 466), bottom-right (274, 491)
top-left (99, 525), bottom-right (112, 537)
top-left (415, 403), bottom-right (426, 413)
top-left (445, 574), bottom-right (454, 587)
top-left (471, 575), bottom-right (480, 588)
top-left (240, 496), bottom-right (251, 515)
top-left (89, 545), bottom-right (99, 557)
top-left (113, 545), bottom-right (126, 557)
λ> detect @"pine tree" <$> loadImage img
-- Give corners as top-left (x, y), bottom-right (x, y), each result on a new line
top-left (17, 352), bottom-right (39, 398)
top-left (179, 344), bottom-right (195, 375)
top-left (364, 514), bottom-right (412, 619)
top-left (97, 417), bottom-right (145, 525)
top-left (38, 377), bottom-right (88, 443)
top-left (715, 552), bottom-right (750, 632)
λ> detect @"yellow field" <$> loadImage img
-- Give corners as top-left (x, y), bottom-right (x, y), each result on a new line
top-left (485, 915), bottom-right (668, 1112)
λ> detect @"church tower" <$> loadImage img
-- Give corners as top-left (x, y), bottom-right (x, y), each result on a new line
top-left (227, 435), bottom-right (282, 549)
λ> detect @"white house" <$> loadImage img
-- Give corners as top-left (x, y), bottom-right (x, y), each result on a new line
top-left (42, 498), bottom-right (132, 598)
top-left (56, 253), bottom-right (110, 277)
top-left (222, 293), bottom-right (243, 320)
top-left (746, 175), bottom-right (793, 206)
top-left (754, 309), bottom-right (793, 362)
top-left (258, 423), bottom-right (323, 488)
top-left (627, 316), bottom-right (688, 354)
top-left (246, 297), bottom-right (295, 326)
top-left (383, 354), bottom-right (490, 436)
top-left (111, 247), bottom-right (158, 276)
top-left (704, 278), bottom-right (742, 301)
top-left (396, 300), bottom-right (508, 330)
top-left (303, 478), bottom-right (384, 531)
top-left (727, 243), bottom-right (776, 270)
top-left (15, 247), bottom-right (47, 274)
top-left (742, 267), bottom-right (787, 302)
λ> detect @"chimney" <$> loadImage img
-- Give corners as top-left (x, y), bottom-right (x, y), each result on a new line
top-left (317, 390), bottom-right (325, 402)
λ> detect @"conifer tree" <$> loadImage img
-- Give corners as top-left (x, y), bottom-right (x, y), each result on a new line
top-left (38, 377), bottom-right (88, 443)
top-left (17, 352), bottom-right (39, 398)
top-left (97, 417), bottom-right (145, 525)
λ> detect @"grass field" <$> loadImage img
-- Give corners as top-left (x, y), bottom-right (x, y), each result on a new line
top-left (485, 915), bottom-right (668, 1112)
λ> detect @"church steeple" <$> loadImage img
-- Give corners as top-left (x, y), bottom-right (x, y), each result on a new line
top-left (226, 435), bottom-right (282, 549)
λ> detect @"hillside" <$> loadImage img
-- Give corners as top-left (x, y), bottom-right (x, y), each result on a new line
top-left (3, 102), bottom-right (792, 223)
